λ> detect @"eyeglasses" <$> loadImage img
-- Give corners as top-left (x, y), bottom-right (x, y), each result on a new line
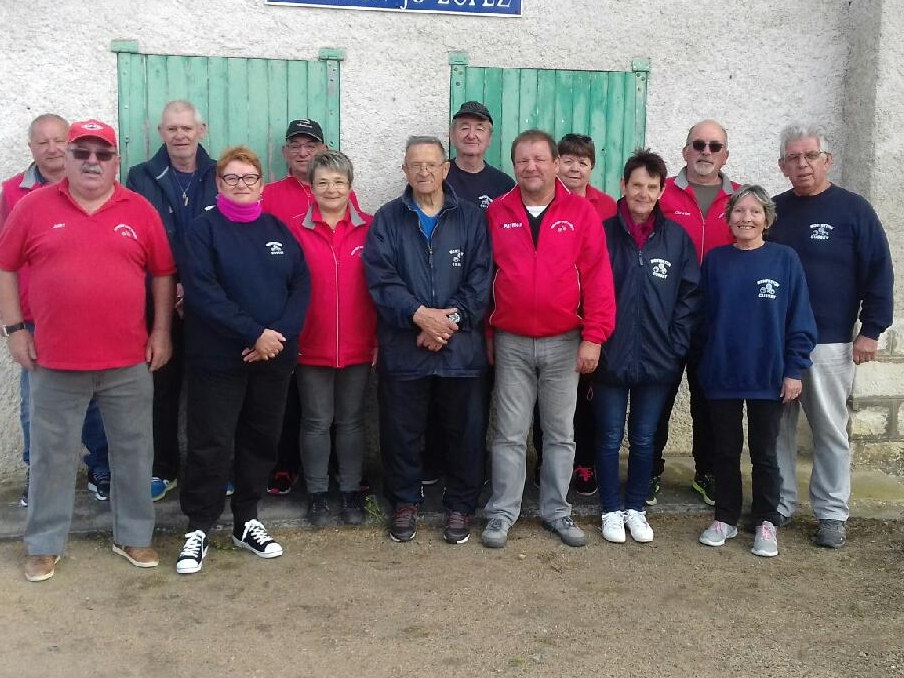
top-left (690, 140), bottom-right (724, 153)
top-left (405, 161), bottom-right (446, 173)
top-left (69, 148), bottom-right (117, 162)
top-left (286, 141), bottom-right (320, 153)
top-left (782, 151), bottom-right (827, 164)
top-left (313, 179), bottom-right (349, 190)
top-left (220, 173), bottom-right (261, 187)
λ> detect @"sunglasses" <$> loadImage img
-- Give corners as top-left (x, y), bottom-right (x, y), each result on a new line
top-left (690, 140), bottom-right (724, 153)
top-left (69, 148), bottom-right (117, 162)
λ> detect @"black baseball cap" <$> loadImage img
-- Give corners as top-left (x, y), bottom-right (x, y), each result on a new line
top-left (452, 101), bottom-right (493, 125)
top-left (285, 119), bottom-right (324, 143)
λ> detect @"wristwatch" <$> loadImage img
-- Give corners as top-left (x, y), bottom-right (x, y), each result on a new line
top-left (447, 312), bottom-right (461, 324)
top-left (2, 322), bottom-right (26, 337)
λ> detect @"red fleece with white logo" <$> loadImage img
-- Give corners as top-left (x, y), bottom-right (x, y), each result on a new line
top-left (486, 180), bottom-right (615, 343)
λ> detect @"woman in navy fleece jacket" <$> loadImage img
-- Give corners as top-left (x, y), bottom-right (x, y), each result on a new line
top-left (697, 185), bottom-right (816, 558)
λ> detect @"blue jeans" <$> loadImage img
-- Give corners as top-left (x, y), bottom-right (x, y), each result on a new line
top-left (593, 383), bottom-right (673, 512)
top-left (20, 367), bottom-right (109, 473)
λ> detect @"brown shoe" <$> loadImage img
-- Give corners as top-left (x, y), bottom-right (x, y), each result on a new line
top-left (25, 555), bottom-right (60, 582)
top-left (112, 544), bottom-right (159, 568)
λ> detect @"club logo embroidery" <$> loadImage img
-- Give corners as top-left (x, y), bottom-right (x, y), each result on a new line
top-left (810, 223), bottom-right (833, 240)
top-left (650, 258), bottom-right (671, 279)
top-left (478, 194), bottom-right (493, 210)
top-left (758, 278), bottom-right (780, 299)
top-left (266, 241), bottom-right (284, 255)
top-left (449, 248), bottom-right (463, 267)
top-left (114, 224), bottom-right (137, 240)
top-left (549, 220), bottom-right (575, 233)
top-left (350, 245), bottom-right (364, 258)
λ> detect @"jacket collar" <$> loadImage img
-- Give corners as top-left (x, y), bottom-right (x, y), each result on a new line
top-left (148, 143), bottom-right (216, 181)
top-left (19, 163), bottom-right (44, 190)
top-left (673, 166), bottom-right (735, 195)
top-left (301, 200), bottom-right (367, 230)
top-left (401, 181), bottom-right (458, 216)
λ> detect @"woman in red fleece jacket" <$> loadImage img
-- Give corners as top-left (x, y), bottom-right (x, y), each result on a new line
top-left (292, 150), bottom-right (376, 527)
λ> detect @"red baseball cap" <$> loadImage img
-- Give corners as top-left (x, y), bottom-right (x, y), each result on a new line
top-left (68, 119), bottom-right (118, 149)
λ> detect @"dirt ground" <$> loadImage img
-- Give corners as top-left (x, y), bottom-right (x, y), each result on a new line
top-left (2, 515), bottom-right (902, 678)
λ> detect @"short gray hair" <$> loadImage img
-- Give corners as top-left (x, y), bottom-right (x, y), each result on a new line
top-left (726, 184), bottom-right (777, 229)
top-left (161, 100), bottom-right (204, 127)
top-left (307, 149), bottom-right (354, 186)
top-left (779, 123), bottom-right (829, 158)
top-left (405, 135), bottom-right (447, 161)
top-left (28, 113), bottom-right (68, 141)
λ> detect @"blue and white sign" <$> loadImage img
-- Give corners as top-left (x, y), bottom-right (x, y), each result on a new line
top-left (266, 0), bottom-right (521, 17)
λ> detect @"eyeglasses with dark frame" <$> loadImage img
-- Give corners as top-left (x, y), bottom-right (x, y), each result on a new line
top-left (68, 147), bottom-right (117, 162)
top-left (220, 173), bottom-right (262, 187)
top-left (690, 140), bottom-right (725, 153)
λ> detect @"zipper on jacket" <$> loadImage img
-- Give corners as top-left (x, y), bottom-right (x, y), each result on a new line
top-left (332, 245), bottom-right (340, 368)
top-left (427, 244), bottom-right (436, 307)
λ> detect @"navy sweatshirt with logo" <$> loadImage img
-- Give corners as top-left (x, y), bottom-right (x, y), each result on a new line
top-left (699, 242), bottom-right (817, 401)
top-left (769, 184), bottom-right (893, 343)
top-left (181, 207), bottom-right (311, 368)
top-left (593, 204), bottom-right (702, 387)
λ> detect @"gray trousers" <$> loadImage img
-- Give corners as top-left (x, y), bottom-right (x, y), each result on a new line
top-left (485, 330), bottom-right (580, 525)
top-left (776, 342), bottom-right (854, 521)
top-left (297, 363), bottom-right (370, 494)
top-left (25, 364), bottom-right (154, 555)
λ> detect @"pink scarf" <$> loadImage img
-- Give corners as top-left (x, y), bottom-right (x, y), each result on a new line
top-left (217, 194), bottom-right (262, 222)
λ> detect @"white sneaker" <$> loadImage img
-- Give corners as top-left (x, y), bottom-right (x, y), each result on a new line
top-left (600, 511), bottom-right (626, 543)
top-left (624, 509), bottom-right (654, 543)
top-left (751, 521), bottom-right (778, 557)
top-left (699, 520), bottom-right (738, 547)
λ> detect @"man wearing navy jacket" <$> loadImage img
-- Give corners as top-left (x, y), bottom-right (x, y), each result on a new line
top-left (126, 100), bottom-right (218, 502)
top-left (364, 136), bottom-right (492, 546)
top-left (769, 122), bottom-right (894, 548)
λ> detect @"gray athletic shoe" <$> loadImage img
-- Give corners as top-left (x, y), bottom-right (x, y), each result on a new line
top-left (751, 521), bottom-right (778, 557)
top-left (481, 517), bottom-right (510, 548)
top-left (542, 515), bottom-right (586, 547)
top-left (699, 520), bottom-right (738, 547)
top-left (815, 519), bottom-right (846, 548)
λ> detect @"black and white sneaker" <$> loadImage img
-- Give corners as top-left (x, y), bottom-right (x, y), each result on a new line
top-left (176, 530), bottom-right (208, 575)
top-left (87, 469), bottom-right (111, 501)
top-left (233, 519), bottom-right (283, 559)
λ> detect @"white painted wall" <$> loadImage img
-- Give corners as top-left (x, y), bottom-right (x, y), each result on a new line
top-left (0, 0), bottom-right (857, 476)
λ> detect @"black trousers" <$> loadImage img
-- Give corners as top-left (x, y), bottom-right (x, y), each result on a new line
top-left (181, 348), bottom-right (295, 534)
top-left (708, 398), bottom-right (783, 527)
top-left (273, 369), bottom-right (302, 474)
top-left (652, 354), bottom-right (714, 478)
top-left (379, 374), bottom-right (486, 514)
top-left (152, 314), bottom-right (184, 480)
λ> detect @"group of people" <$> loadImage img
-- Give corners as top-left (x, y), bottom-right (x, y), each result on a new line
top-left (0, 98), bottom-right (892, 582)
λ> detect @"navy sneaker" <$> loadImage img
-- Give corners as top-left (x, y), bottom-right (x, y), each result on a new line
top-left (87, 469), bottom-right (111, 501)
top-left (20, 469), bottom-right (29, 508)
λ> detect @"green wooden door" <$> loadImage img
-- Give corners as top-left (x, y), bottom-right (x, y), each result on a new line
top-left (112, 42), bottom-right (343, 182)
top-left (449, 56), bottom-right (649, 197)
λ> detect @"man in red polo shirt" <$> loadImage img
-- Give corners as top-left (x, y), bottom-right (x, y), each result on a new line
top-left (0, 119), bottom-right (176, 582)
top-left (0, 113), bottom-right (113, 507)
